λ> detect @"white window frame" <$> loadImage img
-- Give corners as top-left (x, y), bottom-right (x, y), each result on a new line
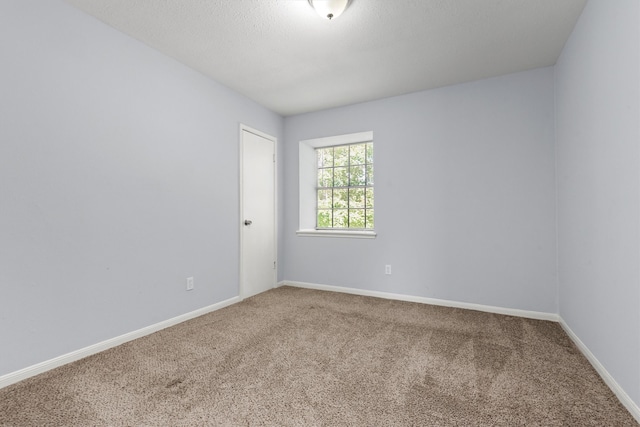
top-left (297, 131), bottom-right (376, 239)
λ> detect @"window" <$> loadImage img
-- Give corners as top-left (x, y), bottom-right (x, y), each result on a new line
top-left (316, 142), bottom-right (374, 229)
top-left (297, 131), bottom-right (376, 238)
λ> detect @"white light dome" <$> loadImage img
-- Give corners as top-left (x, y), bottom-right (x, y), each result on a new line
top-left (308, 0), bottom-right (351, 21)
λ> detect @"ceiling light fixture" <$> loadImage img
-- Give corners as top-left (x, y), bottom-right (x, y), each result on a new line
top-left (308, 0), bottom-right (352, 21)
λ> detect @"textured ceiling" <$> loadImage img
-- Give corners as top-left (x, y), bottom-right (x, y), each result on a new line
top-left (63, 0), bottom-right (587, 116)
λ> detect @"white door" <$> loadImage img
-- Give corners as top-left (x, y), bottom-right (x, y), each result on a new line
top-left (240, 126), bottom-right (276, 299)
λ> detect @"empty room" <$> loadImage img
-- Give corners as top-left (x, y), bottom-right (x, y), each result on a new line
top-left (1, 0), bottom-right (639, 425)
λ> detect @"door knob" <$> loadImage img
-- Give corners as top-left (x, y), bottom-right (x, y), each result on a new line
top-left (244, 220), bottom-right (253, 226)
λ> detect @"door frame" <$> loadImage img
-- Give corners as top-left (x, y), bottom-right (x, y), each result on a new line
top-left (239, 123), bottom-right (278, 300)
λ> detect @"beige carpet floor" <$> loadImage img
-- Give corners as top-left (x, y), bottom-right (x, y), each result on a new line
top-left (0, 286), bottom-right (637, 426)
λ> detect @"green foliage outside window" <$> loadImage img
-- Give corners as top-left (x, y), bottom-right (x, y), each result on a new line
top-left (316, 142), bottom-right (373, 229)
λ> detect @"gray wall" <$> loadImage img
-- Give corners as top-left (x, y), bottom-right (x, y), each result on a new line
top-left (555, 0), bottom-right (640, 407)
top-left (283, 67), bottom-right (558, 313)
top-left (0, 0), bottom-right (283, 376)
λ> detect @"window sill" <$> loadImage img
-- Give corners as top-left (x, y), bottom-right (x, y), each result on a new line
top-left (296, 229), bottom-right (377, 239)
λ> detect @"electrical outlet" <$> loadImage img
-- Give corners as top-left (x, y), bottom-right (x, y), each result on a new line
top-left (385, 265), bottom-right (392, 275)
top-left (186, 276), bottom-right (194, 291)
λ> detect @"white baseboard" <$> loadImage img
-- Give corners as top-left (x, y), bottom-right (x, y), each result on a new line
top-left (0, 296), bottom-right (241, 390)
top-left (559, 319), bottom-right (640, 423)
top-left (281, 280), bottom-right (559, 321)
